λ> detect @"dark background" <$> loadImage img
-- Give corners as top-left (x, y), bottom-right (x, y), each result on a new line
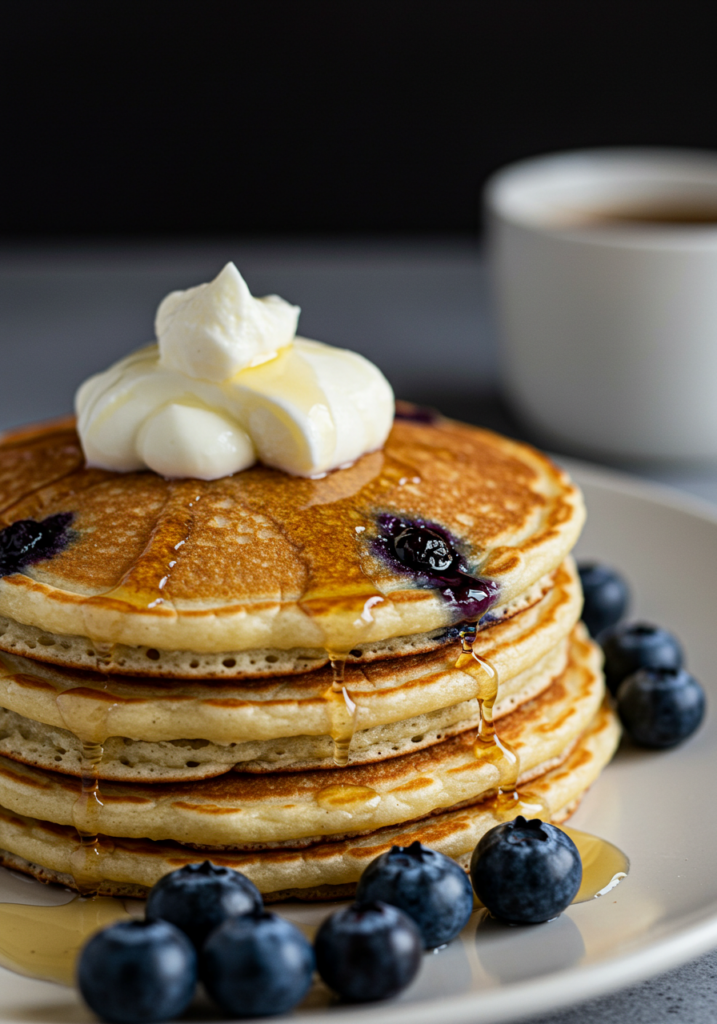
top-left (2, 0), bottom-right (717, 238)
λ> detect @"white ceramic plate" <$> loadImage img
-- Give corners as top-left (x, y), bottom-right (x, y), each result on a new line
top-left (0, 461), bottom-right (716, 1024)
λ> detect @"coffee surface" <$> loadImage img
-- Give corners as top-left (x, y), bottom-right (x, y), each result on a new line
top-left (566, 203), bottom-right (717, 226)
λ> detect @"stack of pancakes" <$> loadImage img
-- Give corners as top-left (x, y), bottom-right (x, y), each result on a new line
top-left (0, 412), bottom-right (619, 900)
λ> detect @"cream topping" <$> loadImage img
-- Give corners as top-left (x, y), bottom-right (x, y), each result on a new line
top-left (156, 262), bottom-right (299, 381)
top-left (75, 264), bottom-right (394, 480)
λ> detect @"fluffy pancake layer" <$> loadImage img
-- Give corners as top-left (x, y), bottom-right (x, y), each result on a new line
top-left (0, 637), bottom-right (569, 780)
top-left (0, 560), bottom-right (580, 758)
top-left (0, 416), bottom-right (584, 654)
top-left (0, 570), bottom-right (557, 679)
top-left (0, 700), bottom-right (620, 899)
top-left (0, 626), bottom-right (603, 847)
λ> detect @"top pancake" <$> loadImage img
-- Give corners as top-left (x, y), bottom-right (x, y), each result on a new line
top-left (0, 415), bottom-right (584, 654)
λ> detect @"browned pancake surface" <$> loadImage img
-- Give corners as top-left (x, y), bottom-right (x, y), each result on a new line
top-left (0, 416), bottom-right (583, 652)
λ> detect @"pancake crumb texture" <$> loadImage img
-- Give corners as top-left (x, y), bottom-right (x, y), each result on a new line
top-left (0, 570), bottom-right (556, 678)
top-left (0, 637), bottom-right (568, 779)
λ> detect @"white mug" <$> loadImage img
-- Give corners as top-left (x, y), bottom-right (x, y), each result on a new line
top-left (486, 148), bottom-right (717, 461)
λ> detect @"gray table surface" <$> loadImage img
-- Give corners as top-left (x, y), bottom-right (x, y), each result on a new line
top-left (2, 237), bottom-right (716, 1022)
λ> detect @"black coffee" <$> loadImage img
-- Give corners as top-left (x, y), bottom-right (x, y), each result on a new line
top-left (570, 203), bottom-right (717, 226)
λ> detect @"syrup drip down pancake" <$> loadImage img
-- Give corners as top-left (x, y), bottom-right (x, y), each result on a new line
top-left (0, 559), bottom-right (581, 777)
top-left (0, 626), bottom-right (603, 848)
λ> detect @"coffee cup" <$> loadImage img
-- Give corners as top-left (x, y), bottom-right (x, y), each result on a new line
top-left (485, 148), bottom-right (717, 461)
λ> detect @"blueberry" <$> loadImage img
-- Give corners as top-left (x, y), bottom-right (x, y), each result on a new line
top-left (0, 512), bottom-right (74, 578)
top-left (617, 667), bottom-right (705, 748)
top-left (601, 621), bottom-right (683, 695)
top-left (314, 901), bottom-right (422, 1002)
top-left (577, 563), bottom-right (630, 637)
top-left (470, 816), bottom-right (582, 924)
top-left (355, 841), bottom-right (473, 948)
top-left (77, 919), bottom-right (196, 1024)
top-left (394, 526), bottom-right (457, 575)
top-left (201, 910), bottom-right (314, 1017)
top-left (146, 861), bottom-right (262, 948)
top-left (375, 515), bottom-right (500, 621)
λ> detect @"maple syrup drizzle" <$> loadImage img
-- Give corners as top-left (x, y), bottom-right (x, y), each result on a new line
top-left (1, 602), bottom-right (624, 987)
top-left (95, 485), bottom-right (198, 613)
top-left (471, 827), bottom-right (629, 912)
top-left (326, 654), bottom-right (359, 767)
top-left (50, 490), bottom-right (203, 892)
top-left (55, 689), bottom-right (117, 895)
top-left (0, 427), bottom-right (631, 987)
top-left (564, 826), bottom-right (629, 903)
top-left (455, 631), bottom-right (550, 821)
top-left (455, 632), bottom-right (516, 779)
top-left (92, 640), bottom-right (115, 670)
top-left (68, 496), bottom-right (201, 886)
top-left (67, 740), bottom-right (105, 894)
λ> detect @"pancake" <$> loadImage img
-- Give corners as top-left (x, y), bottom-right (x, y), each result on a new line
top-left (0, 567), bottom-right (556, 679)
top-left (0, 626), bottom-right (603, 847)
top-left (0, 700), bottom-right (620, 899)
top-left (0, 559), bottom-right (581, 755)
top-left (0, 416), bottom-right (584, 655)
top-left (0, 635), bottom-right (569, 780)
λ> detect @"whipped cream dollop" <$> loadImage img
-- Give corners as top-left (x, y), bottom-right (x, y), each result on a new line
top-left (75, 264), bottom-right (395, 480)
top-left (156, 262), bottom-right (299, 381)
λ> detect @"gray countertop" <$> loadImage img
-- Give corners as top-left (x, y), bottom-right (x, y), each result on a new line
top-left (2, 237), bottom-right (716, 1022)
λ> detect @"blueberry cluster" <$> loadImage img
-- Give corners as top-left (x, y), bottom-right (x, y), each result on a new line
top-left (578, 563), bottom-right (705, 748)
top-left (79, 828), bottom-right (587, 1021)
top-left (78, 862), bottom-right (314, 1023)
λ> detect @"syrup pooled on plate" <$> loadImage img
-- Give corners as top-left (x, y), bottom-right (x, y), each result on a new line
top-left (0, 449), bottom-right (628, 987)
top-left (469, 827), bottom-right (628, 915)
top-left (0, 896), bottom-right (132, 986)
top-left (564, 827), bottom-right (629, 903)
top-left (0, 827), bottom-right (628, 988)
